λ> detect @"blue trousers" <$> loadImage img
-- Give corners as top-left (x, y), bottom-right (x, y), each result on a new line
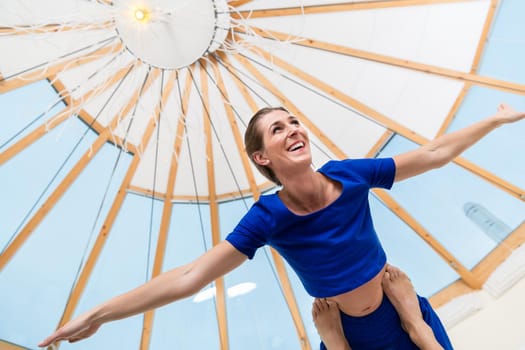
top-left (320, 294), bottom-right (453, 350)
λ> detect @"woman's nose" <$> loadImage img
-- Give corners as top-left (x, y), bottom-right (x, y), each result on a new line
top-left (287, 127), bottom-right (298, 137)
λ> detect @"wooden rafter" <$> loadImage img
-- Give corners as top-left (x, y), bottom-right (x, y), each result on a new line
top-left (232, 52), bottom-right (343, 159)
top-left (373, 189), bottom-right (482, 288)
top-left (216, 53), bottom-right (313, 349)
top-left (229, 0), bottom-right (253, 8)
top-left (56, 69), bottom-right (162, 334)
top-left (365, 130), bottom-right (394, 158)
top-left (138, 71), bottom-right (193, 350)
top-left (0, 42), bottom-right (123, 94)
top-left (0, 21), bottom-right (113, 36)
top-left (0, 339), bottom-right (30, 350)
top-left (0, 64), bottom-right (134, 166)
top-left (435, 0), bottom-right (499, 137)
top-left (436, 82), bottom-right (470, 137)
top-left (470, 0), bottom-right (499, 74)
top-left (435, 0), bottom-right (498, 137)
top-left (135, 71), bottom-right (179, 350)
top-left (127, 181), bottom-right (277, 203)
top-left (0, 131), bottom-right (108, 271)
top-left (208, 56), bottom-right (259, 198)
top-left (234, 0), bottom-right (479, 19)
top-left (244, 44), bottom-right (525, 201)
top-left (199, 61), bottom-right (230, 350)
top-left (431, 221), bottom-right (525, 308)
top-left (236, 27), bottom-right (525, 95)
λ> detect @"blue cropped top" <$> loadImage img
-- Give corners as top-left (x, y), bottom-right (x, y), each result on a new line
top-left (225, 158), bottom-right (396, 297)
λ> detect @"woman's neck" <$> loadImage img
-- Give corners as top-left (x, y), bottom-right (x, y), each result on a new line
top-left (279, 169), bottom-right (337, 215)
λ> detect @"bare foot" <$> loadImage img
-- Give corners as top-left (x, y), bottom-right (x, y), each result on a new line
top-left (382, 265), bottom-right (443, 350)
top-left (312, 298), bottom-right (351, 350)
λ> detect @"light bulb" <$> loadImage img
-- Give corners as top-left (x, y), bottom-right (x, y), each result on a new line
top-left (133, 8), bottom-right (149, 23)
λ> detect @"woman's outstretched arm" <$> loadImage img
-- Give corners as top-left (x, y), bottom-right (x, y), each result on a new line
top-left (39, 241), bottom-right (247, 347)
top-left (393, 103), bottom-right (525, 182)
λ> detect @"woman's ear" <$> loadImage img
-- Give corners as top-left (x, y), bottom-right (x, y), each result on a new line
top-left (252, 151), bottom-right (270, 166)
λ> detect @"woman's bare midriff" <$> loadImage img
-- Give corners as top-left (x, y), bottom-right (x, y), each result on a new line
top-left (328, 264), bottom-right (387, 317)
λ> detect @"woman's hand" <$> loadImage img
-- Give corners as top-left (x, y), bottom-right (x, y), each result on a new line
top-left (494, 103), bottom-right (525, 124)
top-left (38, 313), bottom-right (101, 348)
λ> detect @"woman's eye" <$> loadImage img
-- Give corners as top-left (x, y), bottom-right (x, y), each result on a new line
top-left (272, 127), bottom-right (282, 134)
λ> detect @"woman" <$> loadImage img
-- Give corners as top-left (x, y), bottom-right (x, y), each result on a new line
top-left (40, 103), bottom-right (525, 349)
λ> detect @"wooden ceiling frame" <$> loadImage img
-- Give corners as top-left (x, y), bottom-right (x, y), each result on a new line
top-left (126, 181), bottom-right (277, 203)
top-left (55, 68), bottom-right (163, 337)
top-left (0, 115), bottom-right (122, 272)
top-left (0, 21), bottom-right (113, 36)
top-left (0, 42), bottom-right (123, 94)
top-left (431, 221), bottom-right (525, 308)
top-left (219, 54), bottom-right (312, 350)
top-left (0, 131), bottom-right (103, 271)
top-left (243, 44), bottom-right (525, 202)
top-left (234, 0), bottom-right (484, 19)
top-left (197, 61), bottom-right (230, 350)
top-left (232, 54), bottom-right (345, 159)
top-left (435, 0), bottom-right (499, 137)
top-left (0, 340), bottom-right (30, 350)
top-left (0, 65), bottom-right (132, 166)
top-left (237, 26), bottom-right (525, 96)
top-left (233, 48), bottom-right (486, 290)
top-left (208, 56), bottom-right (259, 198)
top-left (373, 189), bottom-right (482, 288)
top-left (229, 0), bottom-right (253, 8)
top-left (139, 71), bottom-right (191, 350)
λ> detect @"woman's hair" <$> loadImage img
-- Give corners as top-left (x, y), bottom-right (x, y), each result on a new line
top-left (244, 106), bottom-right (289, 186)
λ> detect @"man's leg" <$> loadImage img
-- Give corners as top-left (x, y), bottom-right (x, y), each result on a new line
top-left (382, 265), bottom-right (444, 350)
top-left (312, 298), bottom-right (351, 350)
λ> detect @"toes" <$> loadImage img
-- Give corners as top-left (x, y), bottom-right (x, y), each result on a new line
top-left (312, 298), bottom-right (322, 318)
top-left (382, 271), bottom-right (391, 283)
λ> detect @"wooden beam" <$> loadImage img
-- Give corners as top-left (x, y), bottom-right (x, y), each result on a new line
top-left (435, 0), bottom-right (498, 137)
top-left (0, 64), bottom-right (134, 166)
top-left (0, 132), bottom-right (107, 272)
top-left (127, 181), bottom-right (277, 203)
top-left (373, 189), bottom-right (482, 289)
top-left (244, 44), bottom-right (525, 201)
top-left (365, 130), bottom-right (394, 158)
top-left (234, 0), bottom-right (479, 19)
top-left (0, 339), bottom-right (31, 350)
top-left (56, 69), bottom-right (162, 332)
top-left (436, 83), bottom-right (470, 137)
top-left (230, 53), bottom-right (321, 350)
top-left (0, 42), bottom-right (122, 94)
top-left (472, 221), bottom-right (525, 284)
top-left (470, 0), bottom-right (499, 74)
top-left (214, 53), bottom-right (312, 349)
top-left (236, 27), bottom-right (525, 95)
top-left (133, 71), bottom-right (179, 350)
top-left (0, 21), bottom-right (113, 35)
top-left (198, 62), bottom-right (230, 350)
top-left (229, 0), bottom-right (253, 8)
top-left (208, 57), bottom-right (259, 198)
top-left (429, 279), bottom-right (473, 309)
top-left (139, 72), bottom-right (194, 350)
top-left (231, 52), bottom-right (346, 160)
top-left (430, 221), bottom-right (525, 308)
top-left (268, 248), bottom-right (312, 350)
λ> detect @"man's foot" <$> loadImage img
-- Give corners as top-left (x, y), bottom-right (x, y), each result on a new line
top-left (382, 265), bottom-right (443, 350)
top-left (312, 298), bottom-right (351, 350)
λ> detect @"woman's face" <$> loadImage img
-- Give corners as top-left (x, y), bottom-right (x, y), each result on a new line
top-left (252, 109), bottom-right (311, 172)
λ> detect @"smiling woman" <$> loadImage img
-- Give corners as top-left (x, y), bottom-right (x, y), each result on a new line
top-left (2, 0), bottom-right (525, 350)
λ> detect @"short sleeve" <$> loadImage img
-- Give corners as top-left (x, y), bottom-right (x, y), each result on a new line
top-left (335, 157), bottom-right (396, 189)
top-left (225, 202), bottom-right (269, 259)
